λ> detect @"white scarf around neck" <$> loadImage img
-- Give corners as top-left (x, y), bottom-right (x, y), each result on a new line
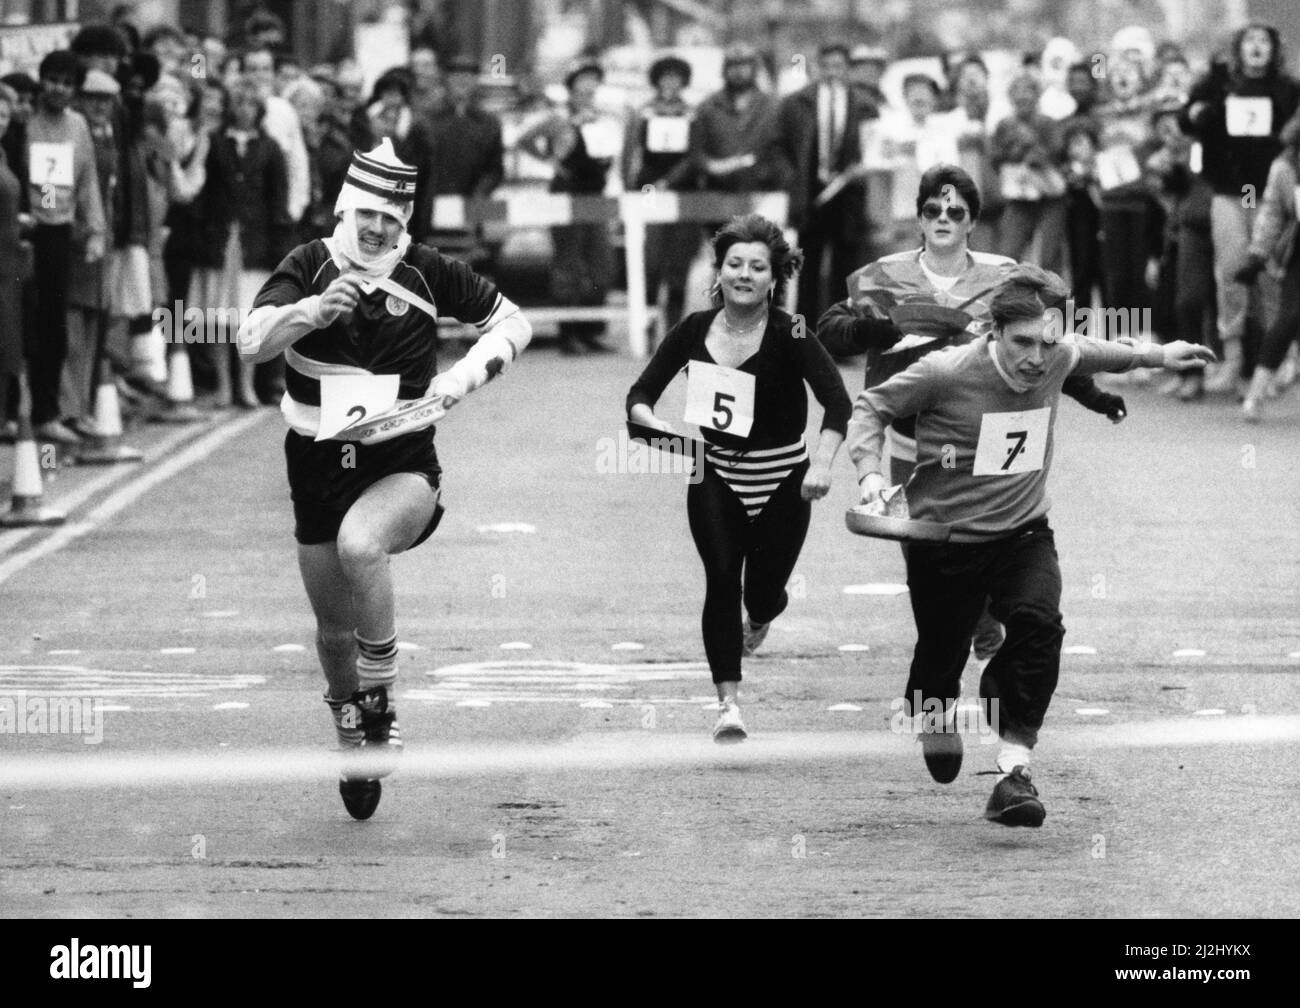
top-left (323, 208), bottom-right (412, 290)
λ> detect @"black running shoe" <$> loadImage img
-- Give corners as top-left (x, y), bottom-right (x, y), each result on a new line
top-left (984, 765), bottom-right (1046, 827)
top-left (920, 725), bottom-right (963, 784)
top-left (338, 778), bottom-right (382, 820)
top-left (350, 685), bottom-right (402, 779)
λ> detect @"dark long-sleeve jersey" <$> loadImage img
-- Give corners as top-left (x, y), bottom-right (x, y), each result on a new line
top-left (627, 307), bottom-right (851, 450)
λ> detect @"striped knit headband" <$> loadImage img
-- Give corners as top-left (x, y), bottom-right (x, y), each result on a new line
top-left (334, 137), bottom-right (418, 226)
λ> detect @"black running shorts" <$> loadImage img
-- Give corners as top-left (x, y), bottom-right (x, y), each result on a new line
top-left (284, 429), bottom-right (443, 547)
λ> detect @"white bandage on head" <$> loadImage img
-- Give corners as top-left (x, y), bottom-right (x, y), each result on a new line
top-left (333, 137), bottom-right (417, 228)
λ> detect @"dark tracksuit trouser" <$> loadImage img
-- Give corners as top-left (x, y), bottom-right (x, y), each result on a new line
top-left (903, 518), bottom-right (1065, 748)
top-left (1259, 249), bottom-right (1300, 371)
top-left (29, 224), bottom-right (73, 425)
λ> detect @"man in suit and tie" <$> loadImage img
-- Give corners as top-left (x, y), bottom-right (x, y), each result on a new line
top-left (774, 43), bottom-right (878, 323)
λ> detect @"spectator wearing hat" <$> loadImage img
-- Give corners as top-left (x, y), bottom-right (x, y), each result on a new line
top-left (849, 45), bottom-right (889, 113)
top-left (420, 55), bottom-right (504, 254)
top-left (623, 54), bottom-right (697, 336)
top-left (24, 50), bottom-right (106, 444)
top-left (772, 43), bottom-right (877, 322)
top-left (517, 58), bottom-right (621, 355)
top-left (62, 68), bottom-right (129, 433)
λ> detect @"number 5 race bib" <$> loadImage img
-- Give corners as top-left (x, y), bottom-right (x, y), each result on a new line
top-left (316, 373), bottom-right (401, 441)
top-left (971, 407), bottom-right (1051, 476)
top-left (684, 361), bottom-right (755, 438)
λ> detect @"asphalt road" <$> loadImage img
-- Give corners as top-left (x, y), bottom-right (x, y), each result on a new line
top-left (1, 350), bottom-right (1298, 918)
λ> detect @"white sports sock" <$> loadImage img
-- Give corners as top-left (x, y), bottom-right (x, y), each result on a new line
top-left (996, 742), bottom-right (1032, 777)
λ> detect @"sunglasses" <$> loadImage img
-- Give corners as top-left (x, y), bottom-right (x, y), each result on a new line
top-left (921, 203), bottom-right (968, 222)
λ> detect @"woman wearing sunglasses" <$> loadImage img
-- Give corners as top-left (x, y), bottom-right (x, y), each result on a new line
top-left (817, 164), bottom-right (1123, 712)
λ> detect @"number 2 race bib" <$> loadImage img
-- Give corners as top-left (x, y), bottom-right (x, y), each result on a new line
top-left (971, 407), bottom-right (1051, 476)
top-left (684, 361), bottom-right (755, 438)
top-left (316, 373), bottom-right (401, 441)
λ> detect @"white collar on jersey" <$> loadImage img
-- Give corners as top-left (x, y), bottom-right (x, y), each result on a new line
top-left (986, 336), bottom-right (1032, 393)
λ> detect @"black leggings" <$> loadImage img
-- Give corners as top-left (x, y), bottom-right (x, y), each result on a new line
top-left (687, 458), bottom-right (810, 684)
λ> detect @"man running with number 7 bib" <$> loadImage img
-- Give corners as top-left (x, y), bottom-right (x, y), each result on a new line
top-left (847, 264), bottom-right (1214, 826)
top-left (238, 138), bottom-right (533, 819)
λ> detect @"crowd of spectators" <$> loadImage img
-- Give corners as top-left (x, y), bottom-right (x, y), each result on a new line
top-left (2, 11), bottom-right (1297, 444)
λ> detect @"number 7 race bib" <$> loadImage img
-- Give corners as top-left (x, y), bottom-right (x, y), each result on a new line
top-left (971, 407), bottom-right (1051, 476)
top-left (684, 361), bottom-right (755, 438)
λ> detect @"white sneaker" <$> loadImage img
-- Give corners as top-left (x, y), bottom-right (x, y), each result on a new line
top-left (712, 700), bottom-right (748, 744)
top-left (742, 619), bottom-right (771, 656)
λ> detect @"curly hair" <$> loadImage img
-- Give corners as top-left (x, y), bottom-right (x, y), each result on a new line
top-left (710, 213), bottom-right (803, 306)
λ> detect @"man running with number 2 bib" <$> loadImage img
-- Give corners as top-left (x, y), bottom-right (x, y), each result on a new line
top-left (847, 265), bottom-right (1214, 826)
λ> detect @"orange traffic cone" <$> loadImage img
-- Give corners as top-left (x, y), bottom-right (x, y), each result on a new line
top-left (0, 411), bottom-right (66, 527)
top-left (158, 345), bottom-right (202, 423)
top-left (75, 378), bottom-right (144, 465)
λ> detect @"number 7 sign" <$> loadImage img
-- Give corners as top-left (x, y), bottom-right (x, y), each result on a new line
top-left (971, 407), bottom-right (1050, 476)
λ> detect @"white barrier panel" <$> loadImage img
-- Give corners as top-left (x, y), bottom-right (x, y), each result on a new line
top-left (431, 192), bottom-right (791, 358)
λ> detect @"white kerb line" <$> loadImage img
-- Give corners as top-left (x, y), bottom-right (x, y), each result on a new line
top-left (0, 410), bottom-right (267, 587)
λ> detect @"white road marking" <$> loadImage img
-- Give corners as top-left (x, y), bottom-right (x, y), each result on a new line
top-left (396, 641), bottom-right (423, 651)
top-left (273, 643), bottom-right (306, 653)
top-left (827, 703), bottom-right (862, 711)
top-left (1076, 708), bottom-right (1110, 716)
top-left (1193, 709), bottom-right (1226, 716)
top-left (843, 584), bottom-right (908, 595)
top-left (0, 412), bottom-right (264, 587)
top-left (159, 647), bottom-right (197, 655)
top-left (1063, 645), bottom-right (1097, 655)
top-left (6, 715), bottom-right (1299, 789)
top-left (212, 702), bottom-right (250, 710)
top-left (1173, 648), bottom-right (1207, 657)
top-left (202, 611), bottom-right (239, 618)
top-left (837, 644), bottom-right (870, 652)
top-left (0, 664), bottom-right (265, 699)
top-left (415, 659), bottom-right (710, 706)
top-left (455, 699), bottom-right (492, 708)
top-left (611, 642), bottom-right (644, 651)
top-left (580, 700), bottom-right (614, 708)
top-left (477, 522), bottom-right (536, 534)
top-left (499, 641), bottom-right (532, 650)
top-left (47, 649), bottom-right (81, 656)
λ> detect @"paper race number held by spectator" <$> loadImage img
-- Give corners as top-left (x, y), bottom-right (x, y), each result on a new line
top-left (1225, 96), bottom-right (1272, 137)
top-left (646, 116), bottom-right (689, 154)
top-left (971, 407), bottom-right (1050, 476)
top-left (684, 361), bottom-right (755, 438)
top-left (316, 373), bottom-right (400, 441)
top-left (29, 142), bottom-right (75, 188)
top-left (579, 120), bottom-right (622, 160)
top-left (1096, 145), bottom-right (1142, 191)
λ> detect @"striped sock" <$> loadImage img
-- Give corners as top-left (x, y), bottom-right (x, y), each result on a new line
top-left (355, 631), bottom-right (398, 692)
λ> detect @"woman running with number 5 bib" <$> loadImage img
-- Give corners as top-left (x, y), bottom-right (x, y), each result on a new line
top-left (238, 139), bottom-right (532, 819)
top-left (627, 214), bottom-right (851, 743)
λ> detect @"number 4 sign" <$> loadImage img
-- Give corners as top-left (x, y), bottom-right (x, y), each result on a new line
top-left (316, 373), bottom-right (400, 441)
top-left (971, 407), bottom-right (1051, 476)
top-left (684, 361), bottom-right (755, 437)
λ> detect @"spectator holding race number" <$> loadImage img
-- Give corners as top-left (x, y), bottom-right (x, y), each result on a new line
top-left (237, 139), bottom-right (533, 820)
top-left (1180, 23), bottom-right (1300, 394)
top-left (626, 215), bottom-right (851, 744)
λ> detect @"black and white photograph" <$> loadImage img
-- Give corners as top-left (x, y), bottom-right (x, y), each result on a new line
top-left (0, 0), bottom-right (1295, 944)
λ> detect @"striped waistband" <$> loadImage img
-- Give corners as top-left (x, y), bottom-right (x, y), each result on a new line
top-left (704, 440), bottom-right (807, 519)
